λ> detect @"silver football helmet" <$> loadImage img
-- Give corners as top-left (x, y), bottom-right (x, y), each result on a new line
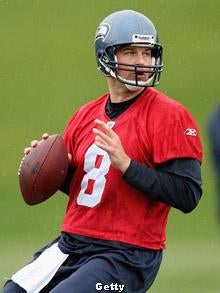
top-left (95, 10), bottom-right (163, 88)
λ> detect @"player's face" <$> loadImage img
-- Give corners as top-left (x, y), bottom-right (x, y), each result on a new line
top-left (115, 46), bottom-right (152, 83)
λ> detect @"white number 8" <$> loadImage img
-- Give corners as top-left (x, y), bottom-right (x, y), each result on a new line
top-left (77, 144), bottom-right (111, 207)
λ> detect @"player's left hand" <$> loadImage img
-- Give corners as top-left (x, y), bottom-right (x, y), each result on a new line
top-left (93, 119), bottom-right (131, 173)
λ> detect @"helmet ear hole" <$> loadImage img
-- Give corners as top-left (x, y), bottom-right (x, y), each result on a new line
top-left (97, 49), bottom-right (104, 59)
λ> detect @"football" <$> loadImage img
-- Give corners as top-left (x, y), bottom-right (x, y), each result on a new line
top-left (18, 134), bottom-right (69, 205)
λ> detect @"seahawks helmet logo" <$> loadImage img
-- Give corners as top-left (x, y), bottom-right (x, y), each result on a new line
top-left (95, 23), bottom-right (110, 41)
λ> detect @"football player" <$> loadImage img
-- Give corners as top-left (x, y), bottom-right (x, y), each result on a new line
top-left (3, 10), bottom-right (203, 293)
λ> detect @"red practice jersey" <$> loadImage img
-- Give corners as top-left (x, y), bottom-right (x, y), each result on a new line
top-left (61, 87), bottom-right (202, 250)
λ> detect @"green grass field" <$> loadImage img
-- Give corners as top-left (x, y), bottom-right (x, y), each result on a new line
top-left (0, 1), bottom-right (220, 292)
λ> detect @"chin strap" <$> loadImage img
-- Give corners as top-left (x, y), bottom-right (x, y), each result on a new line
top-left (125, 84), bottom-right (145, 91)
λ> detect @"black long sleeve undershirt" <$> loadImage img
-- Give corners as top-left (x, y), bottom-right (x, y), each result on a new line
top-left (123, 159), bottom-right (202, 213)
top-left (59, 165), bottom-right (75, 194)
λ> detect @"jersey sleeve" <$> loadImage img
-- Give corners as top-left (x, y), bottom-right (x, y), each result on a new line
top-left (62, 109), bottom-right (80, 166)
top-left (151, 103), bottom-right (203, 164)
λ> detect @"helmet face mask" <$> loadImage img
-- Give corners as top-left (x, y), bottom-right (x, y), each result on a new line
top-left (95, 10), bottom-right (164, 88)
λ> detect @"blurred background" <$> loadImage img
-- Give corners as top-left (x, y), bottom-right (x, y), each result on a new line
top-left (0, 0), bottom-right (219, 292)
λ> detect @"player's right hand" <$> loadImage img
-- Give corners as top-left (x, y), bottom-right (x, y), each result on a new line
top-left (24, 133), bottom-right (72, 162)
top-left (24, 133), bottom-right (49, 155)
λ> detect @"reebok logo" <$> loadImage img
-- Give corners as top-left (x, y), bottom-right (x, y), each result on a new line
top-left (184, 128), bottom-right (197, 136)
top-left (132, 34), bottom-right (155, 44)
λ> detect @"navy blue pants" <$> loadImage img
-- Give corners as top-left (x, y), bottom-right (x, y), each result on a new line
top-left (2, 237), bottom-right (162, 293)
